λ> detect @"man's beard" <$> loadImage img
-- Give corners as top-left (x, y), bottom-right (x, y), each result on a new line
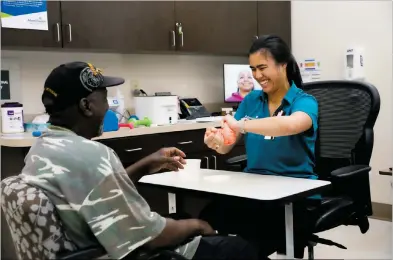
top-left (97, 123), bottom-right (104, 137)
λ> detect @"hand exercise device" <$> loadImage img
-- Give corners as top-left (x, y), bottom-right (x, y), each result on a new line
top-left (218, 123), bottom-right (236, 145)
top-left (128, 117), bottom-right (152, 127)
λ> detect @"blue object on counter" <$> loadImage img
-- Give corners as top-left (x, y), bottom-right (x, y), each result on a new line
top-left (103, 110), bottom-right (119, 132)
top-left (32, 131), bottom-right (42, 137)
top-left (128, 115), bottom-right (139, 121)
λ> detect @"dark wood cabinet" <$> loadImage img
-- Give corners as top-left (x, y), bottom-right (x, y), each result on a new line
top-left (60, 1), bottom-right (127, 51)
top-left (257, 1), bottom-right (292, 48)
top-left (60, 1), bottom-right (176, 52)
top-left (174, 1), bottom-right (257, 55)
top-left (120, 1), bottom-right (176, 52)
top-left (1, 1), bottom-right (62, 48)
top-left (1, 1), bottom-right (291, 55)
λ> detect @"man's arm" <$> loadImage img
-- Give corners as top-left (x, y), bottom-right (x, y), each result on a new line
top-left (125, 148), bottom-right (186, 183)
top-left (145, 218), bottom-right (213, 250)
top-left (125, 156), bottom-right (150, 183)
top-left (76, 170), bottom-right (214, 259)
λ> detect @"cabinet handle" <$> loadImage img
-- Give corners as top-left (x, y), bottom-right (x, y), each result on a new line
top-left (203, 156), bottom-right (209, 169)
top-left (171, 30), bottom-right (176, 47)
top-left (125, 148), bottom-right (142, 152)
top-left (176, 22), bottom-right (184, 47)
top-left (55, 23), bottom-right (61, 42)
top-left (178, 141), bottom-right (193, 145)
top-left (212, 155), bottom-right (217, 170)
top-left (67, 24), bottom-right (72, 42)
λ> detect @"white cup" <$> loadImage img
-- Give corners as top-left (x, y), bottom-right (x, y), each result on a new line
top-left (180, 159), bottom-right (201, 172)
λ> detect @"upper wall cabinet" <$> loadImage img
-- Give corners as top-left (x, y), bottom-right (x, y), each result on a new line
top-left (174, 1), bottom-right (258, 55)
top-left (1, 1), bottom-right (291, 55)
top-left (257, 1), bottom-right (291, 48)
top-left (1, 1), bottom-right (62, 48)
top-left (60, 1), bottom-right (176, 52)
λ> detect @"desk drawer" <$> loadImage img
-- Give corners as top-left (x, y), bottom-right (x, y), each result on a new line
top-left (161, 130), bottom-right (208, 154)
top-left (99, 134), bottom-right (164, 165)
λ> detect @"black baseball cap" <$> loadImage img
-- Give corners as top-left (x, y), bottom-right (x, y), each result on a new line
top-left (42, 61), bottom-right (125, 114)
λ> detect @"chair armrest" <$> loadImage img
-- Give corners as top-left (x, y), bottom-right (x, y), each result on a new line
top-left (329, 164), bottom-right (373, 218)
top-left (313, 197), bottom-right (354, 233)
top-left (226, 154), bottom-right (247, 165)
top-left (331, 165), bottom-right (371, 180)
top-left (57, 247), bottom-right (106, 260)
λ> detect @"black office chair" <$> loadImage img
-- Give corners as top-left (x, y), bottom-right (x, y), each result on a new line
top-left (226, 80), bottom-right (380, 259)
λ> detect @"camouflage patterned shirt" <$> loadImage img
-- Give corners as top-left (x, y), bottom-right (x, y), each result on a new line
top-left (20, 127), bottom-right (200, 259)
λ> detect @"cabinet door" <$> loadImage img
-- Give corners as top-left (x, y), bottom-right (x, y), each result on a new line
top-left (1, 1), bottom-right (62, 48)
top-left (174, 1), bottom-right (257, 55)
top-left (257, 1), bottom-right (291, 48)
top-left (121, 1), bottom-right (176, 52)
top-left (60, 1), bottom-right (126, 51)
top-left (60, 1), bottom-right (175, 52)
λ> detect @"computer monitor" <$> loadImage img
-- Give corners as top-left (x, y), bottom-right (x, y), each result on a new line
top-left (223, 64), bottom-right (262, 103)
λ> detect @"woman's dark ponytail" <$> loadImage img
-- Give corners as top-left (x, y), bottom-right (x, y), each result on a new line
top-left (287, 55), bottom-right (303, 89)
top-left (249, 35), bottom-right (303, 89)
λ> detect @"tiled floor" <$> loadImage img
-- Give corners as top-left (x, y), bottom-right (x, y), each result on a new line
top-left (270, 219), bottom-right (392, 259)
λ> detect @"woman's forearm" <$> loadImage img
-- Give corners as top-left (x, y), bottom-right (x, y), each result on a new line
top-left (243, 116), bottom-right (297, 137)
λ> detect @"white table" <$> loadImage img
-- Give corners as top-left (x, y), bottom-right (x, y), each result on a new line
top-left (140, 169), bottom-right (331, 259)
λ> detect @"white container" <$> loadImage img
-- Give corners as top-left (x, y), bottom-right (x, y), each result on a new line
top-left (134, 96), bottom-right (178, 125)
top-left (180, 159), bottom-right (201, 172)
top-left (1, 102), bottom-right (24, 134)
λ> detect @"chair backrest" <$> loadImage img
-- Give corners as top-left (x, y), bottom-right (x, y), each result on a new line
top-left (1, 176), bottom-right (77, 260)
top-left (303, 80), bottom-right (380, 215)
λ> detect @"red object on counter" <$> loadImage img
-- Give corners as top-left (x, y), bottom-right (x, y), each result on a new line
top-left (118, 123), bottom-right (134, 129)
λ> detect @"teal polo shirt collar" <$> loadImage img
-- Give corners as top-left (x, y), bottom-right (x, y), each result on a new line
top-left (259, 81), bottom-right (298, 106)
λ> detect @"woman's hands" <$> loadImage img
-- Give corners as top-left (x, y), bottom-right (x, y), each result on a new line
top-left (204, 127), bottom-right (224, 151)
top-left (222, 115), bottom-right (243, 133)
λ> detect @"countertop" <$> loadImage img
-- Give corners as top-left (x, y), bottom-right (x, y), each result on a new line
top-left (0, 121), bottom-right (221, 148)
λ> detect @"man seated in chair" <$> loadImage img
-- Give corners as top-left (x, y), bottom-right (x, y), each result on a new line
top-left (20, 62), bottom-right (260, 260)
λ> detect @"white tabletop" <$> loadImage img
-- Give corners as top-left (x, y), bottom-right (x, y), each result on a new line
top-left (140, 169), bottom-right (331, 201)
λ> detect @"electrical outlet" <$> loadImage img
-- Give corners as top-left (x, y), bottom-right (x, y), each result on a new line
top-left (168, 193), bottom-right (176, 213)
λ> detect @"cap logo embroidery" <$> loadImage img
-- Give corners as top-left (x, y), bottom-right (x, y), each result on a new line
top-left (80, 63), bottom-right (104, 91)
top-left (45, 87), bottom-right (58, 97)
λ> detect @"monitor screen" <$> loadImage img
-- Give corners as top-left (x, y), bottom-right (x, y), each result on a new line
top-left (223, 64), bottom-right (262, 103)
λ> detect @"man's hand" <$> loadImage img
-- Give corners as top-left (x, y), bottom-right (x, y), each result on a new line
top-left (196, 219), bottom-right (217, 236)
top-left (146, 147), bottom-right (187, 174)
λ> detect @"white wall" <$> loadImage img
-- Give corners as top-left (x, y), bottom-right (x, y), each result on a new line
top-left (292, 0), bottom-right (392, 205)
top-left (1, 51), bottom-right (247, 114)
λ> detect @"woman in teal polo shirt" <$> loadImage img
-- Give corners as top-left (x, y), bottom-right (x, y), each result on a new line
top-left (202, 35), bottom-right (318, 258)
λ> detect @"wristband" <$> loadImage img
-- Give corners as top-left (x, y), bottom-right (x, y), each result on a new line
top-left (238, 119), bottom-right (246, 134)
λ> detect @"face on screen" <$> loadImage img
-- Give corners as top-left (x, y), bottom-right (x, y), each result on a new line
top-left (224, 64), bottom-right (261, 103)
top-left (237, 70), bottom-right (254, 93)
